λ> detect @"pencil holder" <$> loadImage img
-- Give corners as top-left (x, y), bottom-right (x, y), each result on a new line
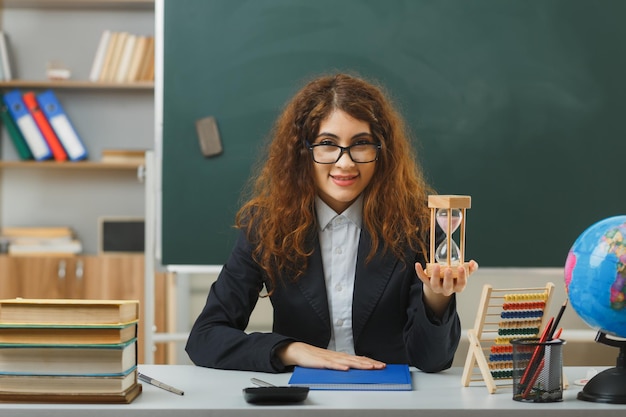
top-left (511, 338), bottom-right (566, 403)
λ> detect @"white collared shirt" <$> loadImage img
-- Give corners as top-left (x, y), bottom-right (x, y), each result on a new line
top-left (315, 195), bottom-right (363, 355)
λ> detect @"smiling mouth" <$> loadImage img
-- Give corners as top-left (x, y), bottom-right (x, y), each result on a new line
top-left (330, 174), bottom-right (359, 186)
top-left (331, 174), bottom-right (358, 181)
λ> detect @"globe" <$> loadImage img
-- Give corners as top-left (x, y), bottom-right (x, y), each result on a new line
top-left (564, 216), bottom-right (626, 338)
top-left (564, 216), bottom-right (626, 403)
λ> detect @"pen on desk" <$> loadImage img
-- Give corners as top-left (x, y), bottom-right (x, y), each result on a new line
top-left (250, 377), bottom-right (276, 387)
top-left (138, 372), bottom-right (184, 396)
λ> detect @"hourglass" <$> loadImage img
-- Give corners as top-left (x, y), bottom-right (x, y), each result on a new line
top-left (425, 195), bottom-right (471, 278)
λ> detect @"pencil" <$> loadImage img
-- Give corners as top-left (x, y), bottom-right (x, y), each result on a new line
top-left (517, 316), bottom-right (553, 393)
top-left (522, 357), bottom-right (545, 399)
top-left (549, 299), bottom-right (568, 339)
top-left (522, 325), bottom-right (564, 399)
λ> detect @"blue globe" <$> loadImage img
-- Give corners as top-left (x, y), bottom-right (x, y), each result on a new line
top-left (565, 216), bottom-right (626, 338)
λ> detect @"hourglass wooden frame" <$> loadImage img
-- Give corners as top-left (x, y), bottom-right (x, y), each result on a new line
top-left (425, 195), bottom-right (471, 278)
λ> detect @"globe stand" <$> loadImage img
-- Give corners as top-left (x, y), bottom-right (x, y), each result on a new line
top-left (577, 331), bottom-right (626, 404)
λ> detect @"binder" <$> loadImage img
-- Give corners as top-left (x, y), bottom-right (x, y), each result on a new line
top-left (3, 90), bottom-right (51, 161)
top-left (36, 90), bottom-right (88, 161)
top-left (0, 97), bottom-right (33, 160)
top-left (23, 91), bottom-right (68, 161)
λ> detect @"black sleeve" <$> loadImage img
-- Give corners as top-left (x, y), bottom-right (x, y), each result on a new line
top-left (185, 230), bottom-right (294, 373)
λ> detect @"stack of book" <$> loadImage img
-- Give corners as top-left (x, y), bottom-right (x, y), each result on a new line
top-left (0, 89), bottom-right (88, 162)
top-left (0, 226), bottom-right (82, 256)
top-left (89, 30), bottom-right (155, 83)
top-left (0, 298), bottom-right (141, 403)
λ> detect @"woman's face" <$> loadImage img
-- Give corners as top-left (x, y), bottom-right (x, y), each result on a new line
top-left (311, 109), bottom-right (377, 214)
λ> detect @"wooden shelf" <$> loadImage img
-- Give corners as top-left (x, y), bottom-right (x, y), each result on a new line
top-left (0, 161), bottom-right (143, 170)
top-left (0, 80), bottom-right (153, 90)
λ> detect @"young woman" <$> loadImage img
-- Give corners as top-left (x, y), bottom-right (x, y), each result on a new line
top-left (186, 73), bottom-right (478, 373)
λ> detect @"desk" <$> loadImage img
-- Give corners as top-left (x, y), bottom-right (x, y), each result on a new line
top-left (0, 366), bottom-right (624, 416)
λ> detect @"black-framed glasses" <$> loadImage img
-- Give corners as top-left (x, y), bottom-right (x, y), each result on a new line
top-left (305, 141), bottom-right (381, 164)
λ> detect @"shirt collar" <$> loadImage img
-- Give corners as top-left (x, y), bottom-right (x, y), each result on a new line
top-left (315, 194), bottom-right (364, 231)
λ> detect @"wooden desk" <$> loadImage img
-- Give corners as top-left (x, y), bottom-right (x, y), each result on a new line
top-left (0, 366), bottom-right (624, 416)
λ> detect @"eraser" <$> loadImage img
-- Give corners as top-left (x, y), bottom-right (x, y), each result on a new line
top-left (195, 116), bottom-right (223, 157)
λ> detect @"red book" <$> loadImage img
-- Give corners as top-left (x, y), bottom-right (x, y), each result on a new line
top-left (23, 91), bottom-right (67, 161)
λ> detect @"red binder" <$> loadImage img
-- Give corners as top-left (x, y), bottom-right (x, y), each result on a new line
top-left (23, 91), bottom-right (67, 161)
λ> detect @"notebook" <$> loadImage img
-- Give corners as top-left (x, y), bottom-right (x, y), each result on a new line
top-left (288, 364), bottom-right (412, 391)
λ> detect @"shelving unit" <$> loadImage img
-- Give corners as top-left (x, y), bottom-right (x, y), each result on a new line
top-left (0, 0), bottom-right (154, 252)
top-left (0, 1), bottom-right (165, 363)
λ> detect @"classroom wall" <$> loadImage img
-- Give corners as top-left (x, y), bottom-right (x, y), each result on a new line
top-left (161, 0), bottom-right (626, 268)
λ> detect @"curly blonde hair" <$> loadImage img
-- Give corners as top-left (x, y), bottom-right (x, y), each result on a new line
top-left (236, 73), bottom-right (433, 290)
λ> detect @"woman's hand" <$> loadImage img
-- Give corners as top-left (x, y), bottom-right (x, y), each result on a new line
top-left (415, 260), bottom-right (479, 317)
top-left (276, 342), bottom-right (386, 371)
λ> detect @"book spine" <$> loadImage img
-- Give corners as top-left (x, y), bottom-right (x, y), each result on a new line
top-left (22, 91), bottom-right (68, 161)
top-left (0, 226), bottom-right (73, 238)
top-left (3, 90), bottom-right (51, 160)
top-left (0, 42), bottom-right (5, 81)
top-left (0, 97), bottom-right (33, 160)
top-left (138, 36), bottom-right (154, 81)
top-left (115, 34), bottom-right (136, 83)
top-left (36, 90), bottom-right (88, 161)
top-left (98, 31), bottom-right (120, 82)
top-left (89, 30), bottom-right (112, 82)
top-left (106, 32), bottom-right (128, 83)
top-left (125, 36), bottom-right (146, 83)
top-left (0, 31), bottom-right (12, 81)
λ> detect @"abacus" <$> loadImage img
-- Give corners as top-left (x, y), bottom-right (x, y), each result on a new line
top-left (461, 283), bottom-right (555, 393)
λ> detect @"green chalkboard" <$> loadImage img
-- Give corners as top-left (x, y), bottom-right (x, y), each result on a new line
top-left (161, 0), bottom-right (626, 267)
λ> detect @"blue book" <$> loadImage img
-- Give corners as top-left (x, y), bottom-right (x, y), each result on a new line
top-left (36, 89), bottom-right (88, 161)
top-left (288, 364), bottom-right (412, 391)
top-left (3, 89), bottom-right (51, 161)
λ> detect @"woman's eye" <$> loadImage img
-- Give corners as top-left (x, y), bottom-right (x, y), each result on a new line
top-left (318, 139), bottom-right (335, 146)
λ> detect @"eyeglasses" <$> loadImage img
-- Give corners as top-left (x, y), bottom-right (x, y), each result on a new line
top-left (305, 141), bottom-right (381, 164)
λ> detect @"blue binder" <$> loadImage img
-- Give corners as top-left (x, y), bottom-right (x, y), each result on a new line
top-left (288, 364), bottom-right (412, 391)
top-left (3, 89), bottom-right (51, 161)
top-left (36, 90), bottom-right (88, 161)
